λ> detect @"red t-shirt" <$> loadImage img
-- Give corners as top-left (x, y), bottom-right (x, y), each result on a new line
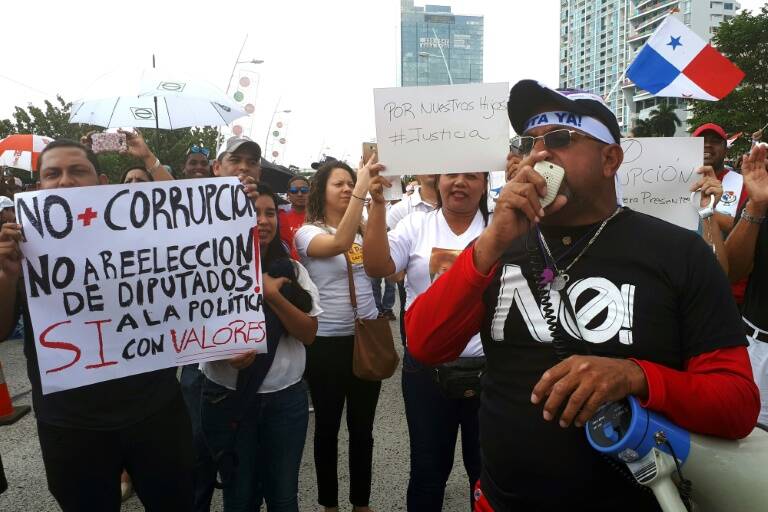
top-left (279, 208), bottom-right (306, 260)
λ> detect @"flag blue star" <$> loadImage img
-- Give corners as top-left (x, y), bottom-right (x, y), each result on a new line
top-left (667, 36), bottom-right (682, 50)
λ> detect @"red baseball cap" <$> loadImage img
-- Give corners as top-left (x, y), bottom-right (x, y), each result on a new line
top-left (692, 123), bottom-right (727, 140)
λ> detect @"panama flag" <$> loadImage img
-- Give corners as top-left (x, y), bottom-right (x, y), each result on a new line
top-left (626, 15), bottom-right (744, 101)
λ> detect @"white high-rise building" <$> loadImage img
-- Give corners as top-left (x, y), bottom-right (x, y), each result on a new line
top-left (559, 0), bottom-right (741, 135)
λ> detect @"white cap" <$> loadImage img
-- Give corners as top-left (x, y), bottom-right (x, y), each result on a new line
top-left (0, 196), bottom-right (13, 209)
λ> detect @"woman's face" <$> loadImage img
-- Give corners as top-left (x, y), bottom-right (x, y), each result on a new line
top-left (255, 194), bottom-right (278, 247)
top-left (123, 168), bottom-right (151, 184)
top-left (324, 168), bottom-right (354, 213)
top-left (438, 173), bottom-right (486, 215)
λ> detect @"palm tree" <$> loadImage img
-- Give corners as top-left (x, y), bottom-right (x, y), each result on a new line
top-left (648, 101), bottom-right (682, 136)
top-left (631, 118), bottom-right (655, 137)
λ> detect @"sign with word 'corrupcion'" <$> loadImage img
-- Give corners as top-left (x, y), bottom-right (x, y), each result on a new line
top-left (15, 178), bottom-right (265, 394)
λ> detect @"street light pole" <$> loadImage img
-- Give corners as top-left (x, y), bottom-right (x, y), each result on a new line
top-left (431, 27), bottom-right (453, 85)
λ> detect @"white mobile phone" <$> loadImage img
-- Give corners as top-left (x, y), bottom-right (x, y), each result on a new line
top-left (533, 161), bottom-right (565, 208)
top-left (382, 175), bottom-right (403, 202)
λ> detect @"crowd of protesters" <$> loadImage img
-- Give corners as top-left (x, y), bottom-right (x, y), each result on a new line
top-left (1, 79), bottom-right (768, 512)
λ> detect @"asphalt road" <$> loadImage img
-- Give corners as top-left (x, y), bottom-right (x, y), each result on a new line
top-left (0, 319), bottom-right (472, 512)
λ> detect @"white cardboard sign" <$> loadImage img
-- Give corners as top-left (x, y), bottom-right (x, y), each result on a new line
top-left (617, 137), bottom-right (703, 230)
top-left (374, 82), bottom-right (510, 175)
top-left (15, 178), bottom-right (266, 394)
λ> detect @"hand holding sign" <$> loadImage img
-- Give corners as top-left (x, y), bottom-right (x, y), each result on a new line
top-left (690, 166), bottom-right (722, 209)
top-left (0, 223), bottom-right (22, 278)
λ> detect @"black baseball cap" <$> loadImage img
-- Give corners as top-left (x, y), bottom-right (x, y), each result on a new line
top-left (311, 155), bottom-right (338, 170)
top-left (507, 80), bottom-right (622, 144)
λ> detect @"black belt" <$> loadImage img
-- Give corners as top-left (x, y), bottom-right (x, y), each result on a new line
top-left (744, 320), bottom-right (768, 343)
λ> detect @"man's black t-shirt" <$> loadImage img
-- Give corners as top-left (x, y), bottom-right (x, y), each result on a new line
top-left (16, 285), bottom-right (180, 430)
top-left (479, 209), bottom-right (746, 511)
top-left (741, 210), bottom-right (768, 331)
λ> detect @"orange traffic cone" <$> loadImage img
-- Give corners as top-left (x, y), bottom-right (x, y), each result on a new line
top-left (0, 360), bottom-right (30, 426)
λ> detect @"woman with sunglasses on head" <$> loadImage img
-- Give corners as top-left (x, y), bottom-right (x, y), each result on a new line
top-left (200, 184), bottom-right (321, 512)
top-left (364, 170), bottom-right (489, 512)
top-left (294, 156), bottom-right (381, 512)
top-left (120, 165), bottom-right (154, 184)
top-left (183, 145), bottom-right (213, 179)
top-left (279, 175), bottom-right (311, 259)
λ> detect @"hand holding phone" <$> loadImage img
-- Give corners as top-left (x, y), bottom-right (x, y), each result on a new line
top-left (533, 161), bottom-right (566, 208)
top-left (91, 132), bottom-right (127, 154)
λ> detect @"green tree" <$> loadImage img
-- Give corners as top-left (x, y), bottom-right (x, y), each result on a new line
top-left (631, 118), bottom-right (656, 137)
top-left (0, 96), bottom-right (222, 183)
top-left (689, 5), bottom-right (768, 156)
top-left (648, 101), bottom-right (682, 137)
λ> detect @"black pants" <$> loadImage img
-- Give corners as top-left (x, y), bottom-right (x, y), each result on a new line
top-left (305, 335), bottom-right (382, 508)
top-left (37, 392), bottom-right (194, 512)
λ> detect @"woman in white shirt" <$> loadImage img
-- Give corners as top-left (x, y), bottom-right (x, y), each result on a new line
top-left (364, 172), bottom-right (489, 512)
top-left (294, 158), bottom-right (381, 512)
top-left (200, 185), bottom-right (321, 512)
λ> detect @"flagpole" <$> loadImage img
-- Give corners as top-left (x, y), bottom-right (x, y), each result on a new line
top-left (604, 72), bottom-right (626, 102)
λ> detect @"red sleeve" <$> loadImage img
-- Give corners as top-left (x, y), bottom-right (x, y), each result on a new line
top-left (630, 346), bottom-right (760, 439)
top-left (406, 244), bottom-right (497, 365)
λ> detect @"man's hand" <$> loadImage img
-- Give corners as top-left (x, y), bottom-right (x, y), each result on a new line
top-left (0, 223), bottom-right (22, 280)
top-left (742, 144), bottom-right (768, 208)
top-left (691, 165), bottom-right (723, 209)
top-left (473, 151), bottom-right (568, 273)
top-left (506, 151), bottom-right (523, 182)
top-left (239, 175), bottom-right (259, 204)
top-left (119, 129), bottom-right (153, 161)
top-left (531, 355), bottom-right (648, 428)
top-left (752, 129), bottom-right (763, 142)
top-left (228, 350), bottom-right (257, 370)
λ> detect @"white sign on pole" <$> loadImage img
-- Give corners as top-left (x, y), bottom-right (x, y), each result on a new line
top-left (15, 178), bottom-right (266, 395)
top-left (374, 82), bottom-right (510, 175)
top-left (617, 137), bottom-right (703, 230)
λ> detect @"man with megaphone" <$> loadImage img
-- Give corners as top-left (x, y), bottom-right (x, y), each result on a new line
top-left (405, 80), bottom-right (761, 512)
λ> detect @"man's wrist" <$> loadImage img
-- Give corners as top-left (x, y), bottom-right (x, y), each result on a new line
top-left (627, 359), bottom-right (649, 400)
top-left (745, 200), bottom-right (768, 218)
top-left (473, 230), bottom-right (505, 274)
top-left (143, 154), bottom-right (160, 171)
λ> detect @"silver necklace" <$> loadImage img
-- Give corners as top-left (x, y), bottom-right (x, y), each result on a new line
top-left (538, 207), bottom-right (623, 291)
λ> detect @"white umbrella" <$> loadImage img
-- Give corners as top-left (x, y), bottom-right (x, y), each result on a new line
top-left (69, 68), bottom-right (247, 129)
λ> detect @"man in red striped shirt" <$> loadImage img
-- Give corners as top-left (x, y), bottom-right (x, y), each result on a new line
top-left (406, 81), bottom-right (759, 512)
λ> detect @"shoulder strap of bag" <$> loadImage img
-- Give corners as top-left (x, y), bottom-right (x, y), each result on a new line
top-left (318, 222), bottom-right (359, 319)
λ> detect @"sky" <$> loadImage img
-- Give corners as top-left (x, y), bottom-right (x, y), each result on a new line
top-left (0, 0), bottom-right (764, 168)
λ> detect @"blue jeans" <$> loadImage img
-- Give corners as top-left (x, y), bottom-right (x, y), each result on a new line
top-left (402, 350), bottom-right (481, 512)
top-left (370, 277), bottom-right (396, 312)
top-left (202, 380), bottom-right (309, 512)
top-left (180, 364), bottom-right (217, 512)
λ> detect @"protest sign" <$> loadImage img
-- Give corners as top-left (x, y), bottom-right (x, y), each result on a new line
top-left (617, 137), bottom-right (703, 230)
top-left (374, 82), bottom-right (510, 175)
top-left (15, 178), bottom-right (264, 394)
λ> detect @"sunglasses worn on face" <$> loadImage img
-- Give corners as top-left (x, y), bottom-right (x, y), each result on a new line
top-left (516, 129), bottom-right (602, 155)
top-left (187, 145), bottom-right (211, 158)
top-left (289, 186), bottom-right (309, 194)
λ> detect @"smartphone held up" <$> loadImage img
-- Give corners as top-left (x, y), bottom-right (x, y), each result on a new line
top-left (91, 132), bottom-right (127, 154)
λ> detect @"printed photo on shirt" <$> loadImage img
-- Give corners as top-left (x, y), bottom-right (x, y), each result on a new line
top-left (429, 248), bottom-right (462, 282)
top-left (347, 243), bottom-right (364, 265)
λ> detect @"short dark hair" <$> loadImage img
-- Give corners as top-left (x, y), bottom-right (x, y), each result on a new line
top-left (37, 139), bottom-right (100, 173)
top-left (306, 161), bottom-right (355, 224)
top-left (120, 165), bottom-right (154, 183)
top-left (287, 175), bottom-right (309, 188)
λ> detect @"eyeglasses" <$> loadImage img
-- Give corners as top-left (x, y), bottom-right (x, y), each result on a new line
top-left (289, 186), bottom-right (310, 194)
top-left (515, 129), bottom-right (602, 155)
top-left (187, 145), bottom-right (211, 158)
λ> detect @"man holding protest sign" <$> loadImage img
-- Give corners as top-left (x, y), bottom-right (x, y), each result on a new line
top-left (404, 81), bottom-right (759, 511)
top-left (0, 140), bottom-right (194, 512)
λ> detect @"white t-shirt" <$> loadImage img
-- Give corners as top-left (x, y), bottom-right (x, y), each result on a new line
top-left (200, 261), bottom-right (323, 392)
top-left (295, 224), bottom-right (378, 336)
top-left (389, 209), bottom-right (486, 358)
top-left (387, 186), bottom-right (437, 230)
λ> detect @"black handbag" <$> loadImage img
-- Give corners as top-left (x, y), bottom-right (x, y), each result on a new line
top-left (431, 357), bottom-right (486, 399)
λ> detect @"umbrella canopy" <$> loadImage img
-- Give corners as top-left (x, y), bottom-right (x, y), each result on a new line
top-left (69, 68), bottom-right (247, 129)
top-left (0, 134), bottom-right (53, 172)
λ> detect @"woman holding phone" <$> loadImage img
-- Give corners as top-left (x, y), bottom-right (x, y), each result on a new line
top-left (364, 171), bottom-right (489, 512)
top-left (294, 156), bottom-right (381, 512)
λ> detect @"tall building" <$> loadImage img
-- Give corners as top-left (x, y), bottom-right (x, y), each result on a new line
top-left (559, 0), bottom-right (741, 135)
top-left (400, 1), bottom-right (484, 87)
